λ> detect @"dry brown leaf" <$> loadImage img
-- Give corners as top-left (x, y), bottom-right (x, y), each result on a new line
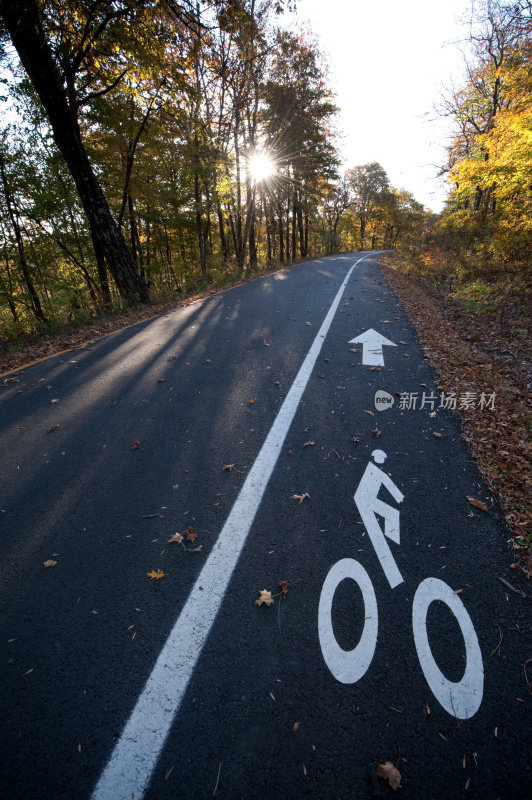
top-left (130, 441), bottom-right (141, 450)
top-left (291, 492), bottom-right (310, 504)
top-left (223, 464), bottom-right (235, 471)
top-left (255, 589), bottom-right (274, 607)
top-left (146, 569), bottom-right (166, 580)
top-left (187, 545), bottom-right (203, 553)
top-left (185, 526), bottom-right (198, 542)
top-left (246, 398), bottom-right (255, 404)
top-left (292, 722), bottom-right (300, 731)
top-left (43, 559), bottom-right (58, 568)
top-left (467, 496), bottom-right (488, 512)
top-left (376, 761), bottom-right (402, 791)
top-left (48, 424), bottom-right (60, 432)
top-left (423, 700), bottom-right (431, 716)
top-left (278, 580), bottom-right (290, 595)
top-left (433, 432), bottom-right (442, 438)
top-left (168, 532), bottom-right (184, 544)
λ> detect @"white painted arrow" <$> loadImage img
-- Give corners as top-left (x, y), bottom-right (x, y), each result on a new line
top-left (349, 328), bottom-right (397, 366)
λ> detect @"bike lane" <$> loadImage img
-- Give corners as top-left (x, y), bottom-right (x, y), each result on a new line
top-left (94, 255), bottom-right (530, 799)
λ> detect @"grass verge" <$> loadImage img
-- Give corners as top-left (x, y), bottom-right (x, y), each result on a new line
top-left (380, 253), bottom-right (531, 578)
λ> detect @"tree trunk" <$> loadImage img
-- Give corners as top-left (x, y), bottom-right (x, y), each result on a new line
top-left (0, 0), bottom-right (149, 305)
top-left (277, 203), bottom-right (284, 262)
top-left (0, 152), bottom-right (46, 322)
top-left (217, 206), bottom-right (229, 264)
top-left (193, 135), bottom-right (207, 279)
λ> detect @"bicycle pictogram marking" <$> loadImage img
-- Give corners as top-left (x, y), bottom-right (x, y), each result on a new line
top-left (318, 450), bottom-right (484, 720)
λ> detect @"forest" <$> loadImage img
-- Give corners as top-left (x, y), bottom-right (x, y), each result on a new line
top-left (0, 0), bottom-right (529, 347)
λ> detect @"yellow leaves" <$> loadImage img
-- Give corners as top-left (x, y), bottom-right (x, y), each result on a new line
top-left (255, 589), bottom-right (274, 607)
top-left (146, 569), bottom-right (166, 580)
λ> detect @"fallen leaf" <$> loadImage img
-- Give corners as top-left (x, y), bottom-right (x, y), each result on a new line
top-left (278, 580), bottom-right (290, 595)
top-left (168, 532), bottom-right (184, 544)
top-left (130, 441), bottom-right (141, 450)
top-left (255, 589), bottom-right (274, 607)
top-left (246, 398), bottom-right (255, 404)
top-left (146, 569), bottom-right (166, 580)
top-left (467, 496), bottom-right (488, 512)
top-left (50, 398), bottom-right (59, 404)
top-left (223, 464), bottom-right (235, 471)
top-left (292, 722), bottom-right (300, 731)
top-left (372, 428), bottom-right (382, 437)
top-left (433, 432), bottom-right (442, 438)
top-left (303, 441), bottom-right (315, 447)
top-left (291, 492), bottom-right (310, 504)
top-left (376, 761), bottom-right (402, 791)
top-left (48, 424), bottom-right (60, 432)
top-left (43, 559), bottom-right (58, 568)
top-left (423, 701), bottom-right (431, 716)
top-left (187, 545), bottom-right (203, 553)
top-left (185, 526), bottom-right (198, 542)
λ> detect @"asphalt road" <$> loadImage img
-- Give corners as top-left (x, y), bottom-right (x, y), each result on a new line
top-left (1, 252), bottom-right (530, 800)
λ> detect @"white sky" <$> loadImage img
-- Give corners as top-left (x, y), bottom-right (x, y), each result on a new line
top-left (281, 0), bottom-right (474, 212)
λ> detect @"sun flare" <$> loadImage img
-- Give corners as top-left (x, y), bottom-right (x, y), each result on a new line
top-left (248, 152), bottom-right (275, 183)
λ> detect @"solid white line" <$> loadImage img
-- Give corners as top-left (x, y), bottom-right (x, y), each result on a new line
top-left (91, 256), bottom-right (368, 800)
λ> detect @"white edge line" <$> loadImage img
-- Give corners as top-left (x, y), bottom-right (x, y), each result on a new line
top-left (91, 256), bottom-right (368, 800)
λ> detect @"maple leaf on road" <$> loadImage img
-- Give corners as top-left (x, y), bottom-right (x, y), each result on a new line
top-left (376, 761), bottom-right (402, 790)
top-left (146, 569), bottom-right (166, 580)
top-left (255, 589), bottom-right (274, 607)
top-left (185, 526), bottom-right (198, 542)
